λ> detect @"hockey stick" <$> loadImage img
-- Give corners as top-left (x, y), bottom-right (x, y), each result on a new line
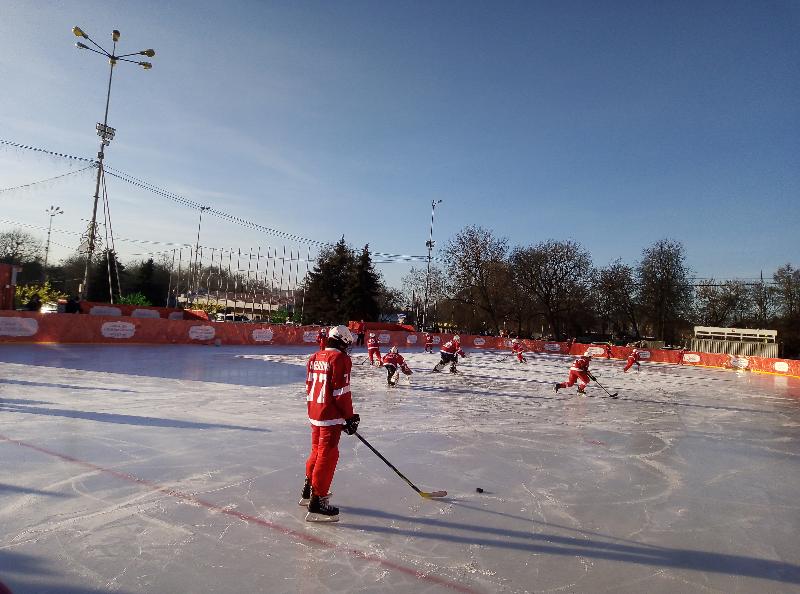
top-left (588, 373), bottom-right (618, 398)
top-left (354, 432), bottom-right (447, 498)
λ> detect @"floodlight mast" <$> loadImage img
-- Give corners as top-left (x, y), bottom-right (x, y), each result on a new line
top-left (421, 199), bottom-right (442, 331)
top-left (72, 26), bottom-right (155, 299)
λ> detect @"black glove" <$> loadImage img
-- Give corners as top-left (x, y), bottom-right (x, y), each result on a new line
top-left (344, 414), bottom-right (360, 435)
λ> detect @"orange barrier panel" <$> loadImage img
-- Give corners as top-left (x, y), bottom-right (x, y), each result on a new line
top-left (1, 311), bottom-right (798, 379)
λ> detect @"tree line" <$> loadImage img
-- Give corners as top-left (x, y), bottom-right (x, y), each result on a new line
top-left (3, 227), bottom-right (798, 356)
top-left (402, 225), bottom-right (800, 356)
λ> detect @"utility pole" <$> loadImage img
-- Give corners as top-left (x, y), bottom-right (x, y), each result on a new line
top-left (422, 199), bottom-right (442, 331)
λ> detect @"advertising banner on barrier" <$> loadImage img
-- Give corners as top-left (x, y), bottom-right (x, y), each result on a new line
top-left (1, 311), bottom-right (798, 379)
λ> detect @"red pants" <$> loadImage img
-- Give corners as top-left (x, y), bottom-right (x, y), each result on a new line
top-left (558, 370), bottom-right (589, 390)
top-left (515, 352), bottom-right (526, 362)
top-left (623, 359), bottom-right (640, 372)
top-left (368, 348), bottom-right (382, 365)
top-left (306, 424), bottom-right (342, 498)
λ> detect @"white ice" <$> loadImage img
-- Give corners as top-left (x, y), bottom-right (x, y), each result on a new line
top-left (1, 344), bottom-right (799, 594)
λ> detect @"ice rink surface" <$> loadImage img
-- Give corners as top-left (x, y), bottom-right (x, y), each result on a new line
top-left (1, 344), bottom-right (799, 594)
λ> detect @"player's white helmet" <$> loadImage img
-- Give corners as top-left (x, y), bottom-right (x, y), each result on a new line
top-left (389, 346), bottom-right (398, 354)
top-left (453, 335), bottom-right (460, 342)
top-left (328, 325), bottom-right (354, 346)
top-left (369, 332), bottom-right (376, 337)
top-left (512, 338), bottom-right (519, 344)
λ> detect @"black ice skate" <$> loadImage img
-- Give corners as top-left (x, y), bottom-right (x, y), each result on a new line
top-left (306, 494), bottom-right (339, 522)
top-left (298, 477), bottom-right (311, 506)
top-left (449, 365), bottom-right (458, 374)
top-left (553, 383), bottom-right (560, 393)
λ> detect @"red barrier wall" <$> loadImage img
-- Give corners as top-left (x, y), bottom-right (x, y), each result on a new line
top-left (1, 311), bottom-right (798, 379)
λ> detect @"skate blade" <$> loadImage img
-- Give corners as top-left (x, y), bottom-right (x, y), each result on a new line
top-left (300, 491), bottom-right (333, 506)
top-left (305, 511), bottom-right (339, 522)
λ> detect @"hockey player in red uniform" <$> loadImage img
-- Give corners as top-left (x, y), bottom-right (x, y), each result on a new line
top-left (424, 332), bottom-right (435, 354)
top-left (300, 325), bottom-right (360, 522)
top-left (382, 346), bottom-right (413, 386)
top-left (604, 343), bottom-right (612, 359)
top-left (366, 332), bottom-right (382, 366)
top-left (433, 335), bottom-right (467, 373)
top-left (316, 327), bottom-right (327, 350)
top-left (554, 354), bottom-right (593, 395)
top-left (623, 349), bottom-right (641, 372)
top-left (511, 339), bottom-right (527, 363)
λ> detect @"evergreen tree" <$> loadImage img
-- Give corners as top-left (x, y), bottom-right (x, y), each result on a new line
top-left (346, 245), bottom-right (381, 321)
top-left (302, 238), bottom-right (356, 324)
top-left (88, 250), bottom-right (125, 303)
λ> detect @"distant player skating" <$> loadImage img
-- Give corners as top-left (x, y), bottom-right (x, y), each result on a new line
top-left (511, 339), bottom-right (527, 363)
top-left (424, 332), bottom-right (435, 353)
top-left (316, 327), bottom-right (327, 350)
top-left (301, 325), bottom-right (361, 522)
top-left (433, 335), bottom-right (467, 374)
top-left (554, 354), bottom-right (592, 395)
top-left (367, 332), bottom-right (382, 366)
top-left (623, 348), bottom-right (642, 372)
top-left (382, 346), bottom-right (413, 386)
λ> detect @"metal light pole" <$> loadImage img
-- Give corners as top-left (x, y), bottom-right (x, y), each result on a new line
top-left (43, 205), bottom-right (64, 280)
top-left (192, 205), bottom-right (210, 295)
top-left (73, 26), bottom-right (155, 299)
top-left (422, 199), bottom-right (442, 331)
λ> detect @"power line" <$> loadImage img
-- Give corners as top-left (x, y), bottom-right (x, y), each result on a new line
top-left (0, 139), bottom-right (95, 163)
top-left (2, 138), bottom-right (437, 263)
top-left (0, 165), bottom-right (96, 194)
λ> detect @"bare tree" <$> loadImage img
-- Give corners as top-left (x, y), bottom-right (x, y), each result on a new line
top-left (442, 225), bottom-right (510, 332)
top-left (0, 230), bottom-right (42, 264)
top-left (637, 239), bottom-right (693, 343)
top-left (511, 239), bottom-right (593, 339)
top-left (694, 279), bottom-right (751, 327)
top-left (773, 264), bottom-right (800, 319)
top-left (594, 260), bottom-right (640, 338)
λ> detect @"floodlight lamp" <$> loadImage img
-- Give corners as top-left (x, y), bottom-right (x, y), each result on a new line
top-left (139, 61), bottom-right (152, 70)
top-left (75, 42), bottom-right (89, 50)
top-left (72, 26), bottom-right (87, 38)
top-left (112, 30), bottom-right (121, 42)
top-left (140, 49), bottom-right (155, 57)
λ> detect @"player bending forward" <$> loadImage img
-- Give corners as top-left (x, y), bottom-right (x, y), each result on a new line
top-left (433, 335), bottom-right (467, 374)
top-left (554, 354), bottom-right (593, 395)
top-left (367, 332), bottom-right (382, 366)
top-left (623, 348), bottom-right (641, 372)
top-left (511, 339), bottom-right (527, 363)
top-left (382, 346), bottom-right (413, 386)
top-left (300, 325), bottom-right (361, 522)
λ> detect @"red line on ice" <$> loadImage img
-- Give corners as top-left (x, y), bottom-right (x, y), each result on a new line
top-left (0, 434), bottom-right (478, 594)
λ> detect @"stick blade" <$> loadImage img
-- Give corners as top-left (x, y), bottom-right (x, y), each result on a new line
top-left (420, 490), bottom-right (448, 498)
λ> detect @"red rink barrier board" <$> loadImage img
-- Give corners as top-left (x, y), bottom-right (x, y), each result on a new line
top-left (1, 311), bottom-right (798, 379)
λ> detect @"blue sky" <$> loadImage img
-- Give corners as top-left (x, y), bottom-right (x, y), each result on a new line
top-left (1, 0), bottom-right (798, 287)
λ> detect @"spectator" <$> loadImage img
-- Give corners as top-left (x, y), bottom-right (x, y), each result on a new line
top-left (65, 296), bottom-right (81, 314)
top-left (26, 295), bottom-right (42, 311)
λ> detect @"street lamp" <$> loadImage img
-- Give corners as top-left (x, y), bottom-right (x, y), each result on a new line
top-left (43, 205), bottom-right (64, 280)
top-left (422, 199), bottom-right (442, 331)
top-left (192, 205), bottom-right (211, 295)
top-left (73, 26), bottom-right (155, 299)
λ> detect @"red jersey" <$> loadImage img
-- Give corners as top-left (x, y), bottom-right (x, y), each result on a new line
top-left (440, 339), bottom-right (465, 357)
top-left (628, 350), bottom-right (641, 362)
top-left (306, 348), bottom-right (354, 427)
top-left (511, 343), bottom-right (524, 355)
top-left (570, 357), bottom-right (590, 372)
top-left (382, 352), bottom-right (412, 374)
top-left (424, 333), bottom-right (434, 345)
top-left (367, 336), bottom-right (380, 350)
